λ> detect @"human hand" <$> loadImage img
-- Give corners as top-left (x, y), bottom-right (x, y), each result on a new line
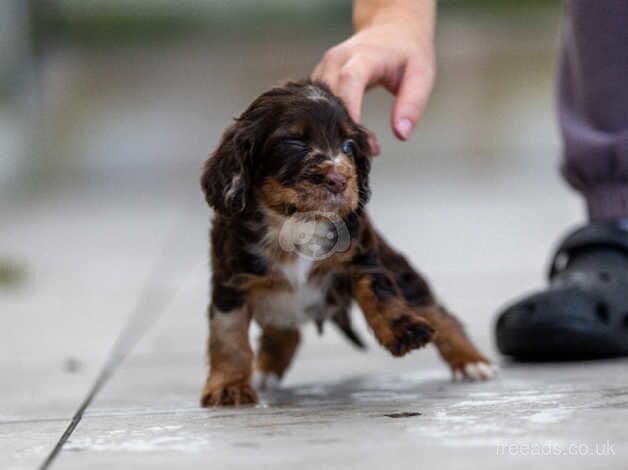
top-left (313, 2), bottom-right (435, 150)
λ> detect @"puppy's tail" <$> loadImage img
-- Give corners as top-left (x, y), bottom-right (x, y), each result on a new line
top-left (331, 310), bottom-right (367, 350)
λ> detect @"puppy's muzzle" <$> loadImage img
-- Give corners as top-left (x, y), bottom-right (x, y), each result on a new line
top-left (324, 172), bottom-right (348, 194)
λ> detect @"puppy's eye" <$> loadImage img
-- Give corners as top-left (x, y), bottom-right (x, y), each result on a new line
top-left (284, 138), bottom-right (307, 149)
top-left (342, 139), bottom-right (355, 155)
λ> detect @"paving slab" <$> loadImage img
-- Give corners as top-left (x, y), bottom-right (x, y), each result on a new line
top-left (45, 362), bottom-right (628, 470)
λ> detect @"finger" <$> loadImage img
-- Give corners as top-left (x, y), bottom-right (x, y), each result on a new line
top-left (391, 63), bottom-right (434, 140)
top-left (312, 61), bottom-right (324, 80)
top-left (312, 47), bottom-right (349, 93)
top-left (336, 56), bottom-right (377, 123)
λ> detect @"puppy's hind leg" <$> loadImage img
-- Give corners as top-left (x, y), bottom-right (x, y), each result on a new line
top-left (375, 240), bottom-right (496, 381)
top-left (255, 326), bottom-right (300, 389)
top-left (417, 305), bottom-right (496, 381)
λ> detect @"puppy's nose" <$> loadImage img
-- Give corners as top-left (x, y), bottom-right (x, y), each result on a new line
top-left (324, 172), bottom-right (347, 194)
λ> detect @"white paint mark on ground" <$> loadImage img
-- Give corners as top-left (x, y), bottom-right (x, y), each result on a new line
top-left (526, 408), bottom-right (572, 424)
top-left (452, 393), bottom-right (565, 408)
top-left (65, 435), bottom-right (209, 453)
top-left (351, 391), bottom-right (420, 403)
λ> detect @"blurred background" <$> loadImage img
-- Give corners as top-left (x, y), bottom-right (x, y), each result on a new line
top-left (0, 0), bottom-right (563, 190)
top-left (1, 1), bottom-right (589, 465)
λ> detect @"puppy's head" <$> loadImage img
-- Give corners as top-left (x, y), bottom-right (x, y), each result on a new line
top-left (202, 80), bottom-right (372, 218)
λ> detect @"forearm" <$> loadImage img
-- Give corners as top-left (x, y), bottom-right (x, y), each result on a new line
top-left (353, 0), bottom-right (436, 38)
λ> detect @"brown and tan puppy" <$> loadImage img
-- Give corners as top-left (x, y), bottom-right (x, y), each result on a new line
top-left (200, 79), bottom-right (495, 406)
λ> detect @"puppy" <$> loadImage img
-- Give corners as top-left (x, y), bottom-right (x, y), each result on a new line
top-left (200, 79), bottom-right (494, 406)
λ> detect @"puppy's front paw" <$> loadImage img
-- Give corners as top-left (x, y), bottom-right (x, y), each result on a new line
top-left (201, 381), bottom-right (258, 407)
top-left (383, 314), bottom-right (435, 357)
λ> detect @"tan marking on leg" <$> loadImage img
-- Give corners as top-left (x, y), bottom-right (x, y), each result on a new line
top-left (352, 275), bottom-right (434, 356)
top-left (201, 306), bottom-right (258, 407)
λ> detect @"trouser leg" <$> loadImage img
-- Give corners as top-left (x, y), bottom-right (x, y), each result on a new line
top-left (559, 0), bottom-right (628, 220)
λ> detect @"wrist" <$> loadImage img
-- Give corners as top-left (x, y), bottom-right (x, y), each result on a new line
top-left (353, 0), bottom-right (435, 37)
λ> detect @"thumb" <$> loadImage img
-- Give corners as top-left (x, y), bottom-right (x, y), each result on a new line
top-left (391, 63), bottom-right (434, 140)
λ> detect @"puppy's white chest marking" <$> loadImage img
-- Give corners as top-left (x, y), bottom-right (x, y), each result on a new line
top-left (282, 257), bottom-right (312, 287)
top-left (253, 257), bottom-right (330, 329)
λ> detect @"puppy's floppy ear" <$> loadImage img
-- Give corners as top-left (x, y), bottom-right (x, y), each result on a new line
top-left (351, 124), bottom-right (373, 209)
top-left (201, 121), bottom-right (257, 216)
top-left (202, 88), bottom-right (281, 215)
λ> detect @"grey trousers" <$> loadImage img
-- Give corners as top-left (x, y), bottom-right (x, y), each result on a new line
top-left (559, 0), bottom-right (628, 220)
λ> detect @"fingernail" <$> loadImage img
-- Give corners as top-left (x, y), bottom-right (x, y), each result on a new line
top-left (396, 118), bottom-right (413, 140)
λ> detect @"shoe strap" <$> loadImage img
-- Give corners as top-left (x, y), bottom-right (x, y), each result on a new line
top-left (548, 221), bottom-right (628, 280)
